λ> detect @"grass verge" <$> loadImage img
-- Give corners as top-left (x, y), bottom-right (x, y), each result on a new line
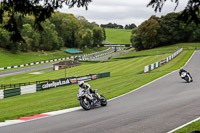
top-left (173, 120), bottom-right (200, 133)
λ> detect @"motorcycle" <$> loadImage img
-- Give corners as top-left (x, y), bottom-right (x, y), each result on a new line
top-left (77, 89), bottom-right (107, 110)
top-left (180, 71), bottom-right (193, 83)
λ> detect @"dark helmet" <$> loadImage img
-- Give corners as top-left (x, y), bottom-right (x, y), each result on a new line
top-left (180, 68), bottom-right (184, 71)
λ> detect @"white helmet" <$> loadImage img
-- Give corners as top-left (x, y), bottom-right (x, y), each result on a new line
top-left (78, 81), bottom-right (84, 87)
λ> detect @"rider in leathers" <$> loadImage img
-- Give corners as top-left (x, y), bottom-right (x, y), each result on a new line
top-left (179, 68), bottom-right (193, 82)
top-left (78, 81), bottom-right (102, 102)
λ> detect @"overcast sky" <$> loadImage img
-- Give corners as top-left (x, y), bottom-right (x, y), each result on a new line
top-left (58, 0), bottom-right (188, 26)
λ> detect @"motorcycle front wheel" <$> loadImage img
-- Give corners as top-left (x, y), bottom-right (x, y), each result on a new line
top-left (80, 97), bottom-right (91, 110)
top-left (185, 77), bottom-right (190, 83)
top-left (100, 95), bottom-right (107, 106)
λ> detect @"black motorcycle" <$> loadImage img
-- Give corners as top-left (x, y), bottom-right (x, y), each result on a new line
top-left (77, 89), bottom-right (107, 110)
top-left (180, 71), bottom-right (193, 83)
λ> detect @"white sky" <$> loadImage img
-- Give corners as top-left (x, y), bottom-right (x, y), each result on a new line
top-left (58, 0), bottom-right (188, 26)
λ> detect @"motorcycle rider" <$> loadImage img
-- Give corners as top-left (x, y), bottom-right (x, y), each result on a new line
top-left (179, 68), bottom-right (193, 82)
top-left (78, 81), bottom-right (103, 101)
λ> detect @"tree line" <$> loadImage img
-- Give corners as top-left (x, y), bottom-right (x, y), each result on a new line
top-left (131, 12), bottom-right (200, 51)
top-left (101, 23), bottom-right (137, 29)
top-left (0, 12), bottom-right (106, 53)
top-left (101, 23), bottom-right (123, 29)
top-left (124, 24), bottom-right (137, 29)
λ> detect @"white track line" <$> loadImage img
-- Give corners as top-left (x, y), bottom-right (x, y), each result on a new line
top-left (167, 117), bottom-right (200, 133)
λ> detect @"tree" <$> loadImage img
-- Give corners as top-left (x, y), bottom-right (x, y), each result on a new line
top-left (75, 29), bottom-right (93, 49)
top-left (125, 23), bottom-right (137, 29)
top-left (50, 13), bottom-right (80, 48)
top-left (92, 27), bottom-right (104, 46)
top-left (147, 0), bottom-right (200, 25)
top-left (131, 11), bottom-right (200, 51)
top-left (131, 27), bottom-right (144, 51)
top-left (157, 13), bottom-right (183, 45)
top-left (101, 23), bottom-right (123, 29)
top-left (131, 16), bottom-right (160, 50)
top-left (0, 0), bottom-right (92, 42)
top-left (0, 26), bottom-right (12, 50)
top-left (40, 20), bottom-right (62, 50)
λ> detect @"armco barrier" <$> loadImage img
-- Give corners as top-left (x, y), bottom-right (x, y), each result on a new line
top-left (0, 72), bottom-right (110, 99)
top-left (144, 48), bottom-right (183, 73)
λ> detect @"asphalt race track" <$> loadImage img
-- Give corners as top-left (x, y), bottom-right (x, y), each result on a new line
top-left (0, 51), bottom-right (200, 133)
top-left (0, 63), bottom-right (54, 77)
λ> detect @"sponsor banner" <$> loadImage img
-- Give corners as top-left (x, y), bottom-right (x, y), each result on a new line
top-left (92, 75), bottom-right (97, 80)
top-left (70, 78), bottom-right (77, 84)
top-left (160, 59), bottom-right (166, 65)
top-left (41, 79), bottom-right (71, 90)
top-left (77, 76), bottom-right (92, 82)
top-left (40, 75), bottom-right (97, 90)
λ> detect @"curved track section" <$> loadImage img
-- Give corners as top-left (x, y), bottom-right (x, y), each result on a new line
top-left (1, 51), bottom-right (200, 133)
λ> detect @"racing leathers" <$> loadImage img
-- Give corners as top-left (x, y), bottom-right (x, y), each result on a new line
top-left (179, 69), bottom-right (193, 82)
top-left (78, 83), bottom-right (102, 100)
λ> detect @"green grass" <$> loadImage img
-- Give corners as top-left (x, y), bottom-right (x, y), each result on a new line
top-left (0, 47), bottom-right (107, 68)
top-left (105, 28), bottom-right (132, 44)
top-left (0, 53), bottom-right (172, 84)
top-left (0, 46), bottom-right (194, 122)
top-left (173, 120), bottom-right (200, 133)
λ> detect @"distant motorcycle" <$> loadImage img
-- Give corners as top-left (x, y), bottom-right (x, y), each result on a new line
top-left (77, 89), bottom-right (107, 110)
top-left (179, 69), bottom-right (193, 83)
